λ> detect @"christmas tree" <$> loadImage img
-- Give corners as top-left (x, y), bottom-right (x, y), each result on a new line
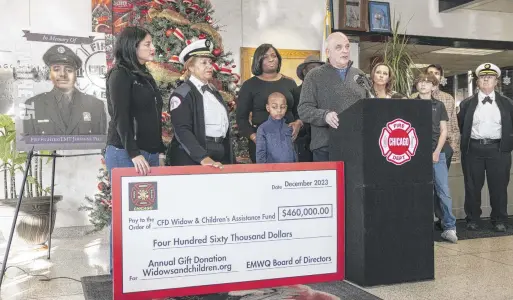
top-left (138, 0), bottom-right (248, 160)
top-left (82, 0), bottom-right (249, 230)
top-left (79, 155), bottom-right (112, 232)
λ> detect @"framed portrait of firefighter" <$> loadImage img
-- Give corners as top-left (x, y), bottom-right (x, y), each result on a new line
top-left (338, 0), bottom-right (369, 32)
top-left (13, 30), bottom-right (108, 151)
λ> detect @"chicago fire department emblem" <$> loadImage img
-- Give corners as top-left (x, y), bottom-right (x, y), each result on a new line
top-left (129, 182), bottom-right (158, 211)
top-left (379, 118), bottom-right (418, 166)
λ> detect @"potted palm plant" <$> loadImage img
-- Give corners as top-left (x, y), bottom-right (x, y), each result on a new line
top-left (373, 16), bottom-right (418, 97)
top-left (0, 114), bottom-right (62, 245)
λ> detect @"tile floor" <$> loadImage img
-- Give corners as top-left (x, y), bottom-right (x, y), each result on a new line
top-left (0, 227), bottom-right (513, 300)
top-left (363, 237), bottom-right (513, 300)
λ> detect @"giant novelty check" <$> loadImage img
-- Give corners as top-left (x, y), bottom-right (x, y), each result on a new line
top-left (111, 162), bottom-right (344, 300)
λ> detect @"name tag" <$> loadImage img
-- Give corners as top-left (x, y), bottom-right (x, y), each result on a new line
top-left (37, 119), bottom-right (49, 123)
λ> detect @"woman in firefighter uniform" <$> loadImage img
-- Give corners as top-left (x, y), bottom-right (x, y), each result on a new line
top-left (167, 39), bottom-right (234, 167)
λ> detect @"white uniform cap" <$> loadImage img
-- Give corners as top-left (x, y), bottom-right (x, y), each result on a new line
top-left (178, 39), bottom-right (215, 64)
top-left (476, 63), bottom-right (501, 77)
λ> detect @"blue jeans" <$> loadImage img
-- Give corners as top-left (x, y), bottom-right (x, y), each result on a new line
top-left (433, 152), bottom-right (456, 230)
top-left (104, 145), bottom-right (160, 274)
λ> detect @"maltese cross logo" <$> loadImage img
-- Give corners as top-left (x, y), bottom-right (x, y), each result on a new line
top-left (379, 118), bottom-right (418, 166)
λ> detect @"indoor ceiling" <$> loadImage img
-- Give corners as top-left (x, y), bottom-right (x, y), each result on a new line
top-left (359, 41), bottom-right (513, 76)
top-left (464, 0), bottom-right (513, 13)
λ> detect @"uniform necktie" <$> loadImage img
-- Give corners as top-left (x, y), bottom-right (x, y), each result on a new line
top-left (201, 84), bottom-right (213, 94)
top-left (482, 96), bottom-right (492, 104)
top-left (59, 96), bottom-right (72, 126)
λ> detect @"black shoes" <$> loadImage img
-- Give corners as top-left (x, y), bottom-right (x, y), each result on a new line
top-left (466, 222), bottom-right (479, 231)
top-left (493, 223), bottom-right (507, 232)
top-left (466, 221), bottom-right (508, 232)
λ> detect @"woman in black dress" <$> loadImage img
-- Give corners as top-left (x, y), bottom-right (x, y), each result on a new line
top-left (236, 44), bottom-right (302, 163)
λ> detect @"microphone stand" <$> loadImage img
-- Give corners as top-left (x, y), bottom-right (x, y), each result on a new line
top-left (356, 75), bottom-right (375, 98)
top-left (364, 87), bottom-right (375, 98)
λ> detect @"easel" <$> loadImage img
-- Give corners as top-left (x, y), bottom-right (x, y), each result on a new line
top-left (0, 148), bottom-right (101, 288)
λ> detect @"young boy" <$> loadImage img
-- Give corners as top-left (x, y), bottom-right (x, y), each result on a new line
top-left (415, 73), bottom-right (458, 243)
top-left (256, 92), bottom-right (298, 163)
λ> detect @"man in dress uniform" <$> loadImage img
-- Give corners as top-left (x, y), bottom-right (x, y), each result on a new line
top-left (458, 63), bottom-right (513, 232)
top-left (21, 44), bottom-right (107, 136)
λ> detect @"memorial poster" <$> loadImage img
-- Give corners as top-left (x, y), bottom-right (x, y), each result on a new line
top-left (12, 30), bottom-right (108, 151)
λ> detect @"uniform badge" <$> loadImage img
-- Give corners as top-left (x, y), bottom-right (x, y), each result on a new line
top-left (169, 96), bottom-right (181, 111)
top-left (83, 112), bottom-right (91, 122)
top-left (57, 46), bottom-right (65, 54)
top-left (484, 63), bottom-right (491, 69)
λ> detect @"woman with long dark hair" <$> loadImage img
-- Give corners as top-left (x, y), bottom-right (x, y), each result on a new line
top-left (105, 26), bottom-right (165, 175)
top-left (236, 44), bottom-right (301, 163)
top-left (104, 26), bottom-right (165, 273)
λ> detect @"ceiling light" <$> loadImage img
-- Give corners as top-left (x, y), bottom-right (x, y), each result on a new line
top-left (431, 48), bottom-right (504, 55)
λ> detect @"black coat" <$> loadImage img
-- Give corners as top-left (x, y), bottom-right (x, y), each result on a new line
top-left (292, 84), bottom-right (311, 139)
top-left (457, 92), bottom-right (513, 154)
top-left (167, 80), bottom-right (234, 165)
top-left (105, 64), bottom-right (166, 158)
top-left (22, 88), bottom-right (107, 136)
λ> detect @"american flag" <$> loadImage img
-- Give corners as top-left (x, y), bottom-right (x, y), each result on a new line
top-left (321, 0), bottom-right (333, 62)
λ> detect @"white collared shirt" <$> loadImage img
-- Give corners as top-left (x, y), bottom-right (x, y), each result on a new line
top-left (471, 90), bottom-right (501, 139)
top-left (189, 75), bottom-right (229, 138)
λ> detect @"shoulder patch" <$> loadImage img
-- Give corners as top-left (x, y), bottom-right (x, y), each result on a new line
top-left (174, 83), bottom-right (192, 98)
top-left (169, 96), bottom-right (182, 111)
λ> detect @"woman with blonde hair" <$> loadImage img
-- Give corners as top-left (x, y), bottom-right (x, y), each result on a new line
top-left (370, 62), bottom-right (403, 98)
top-left (166, 39), bottom-right (233, 167)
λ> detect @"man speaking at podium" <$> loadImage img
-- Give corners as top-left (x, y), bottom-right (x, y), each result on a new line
top-left (298, 32), bottom-right (366, 162)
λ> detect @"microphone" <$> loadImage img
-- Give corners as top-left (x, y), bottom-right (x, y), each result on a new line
top-left (354, 74), bottom-right (375, 98)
